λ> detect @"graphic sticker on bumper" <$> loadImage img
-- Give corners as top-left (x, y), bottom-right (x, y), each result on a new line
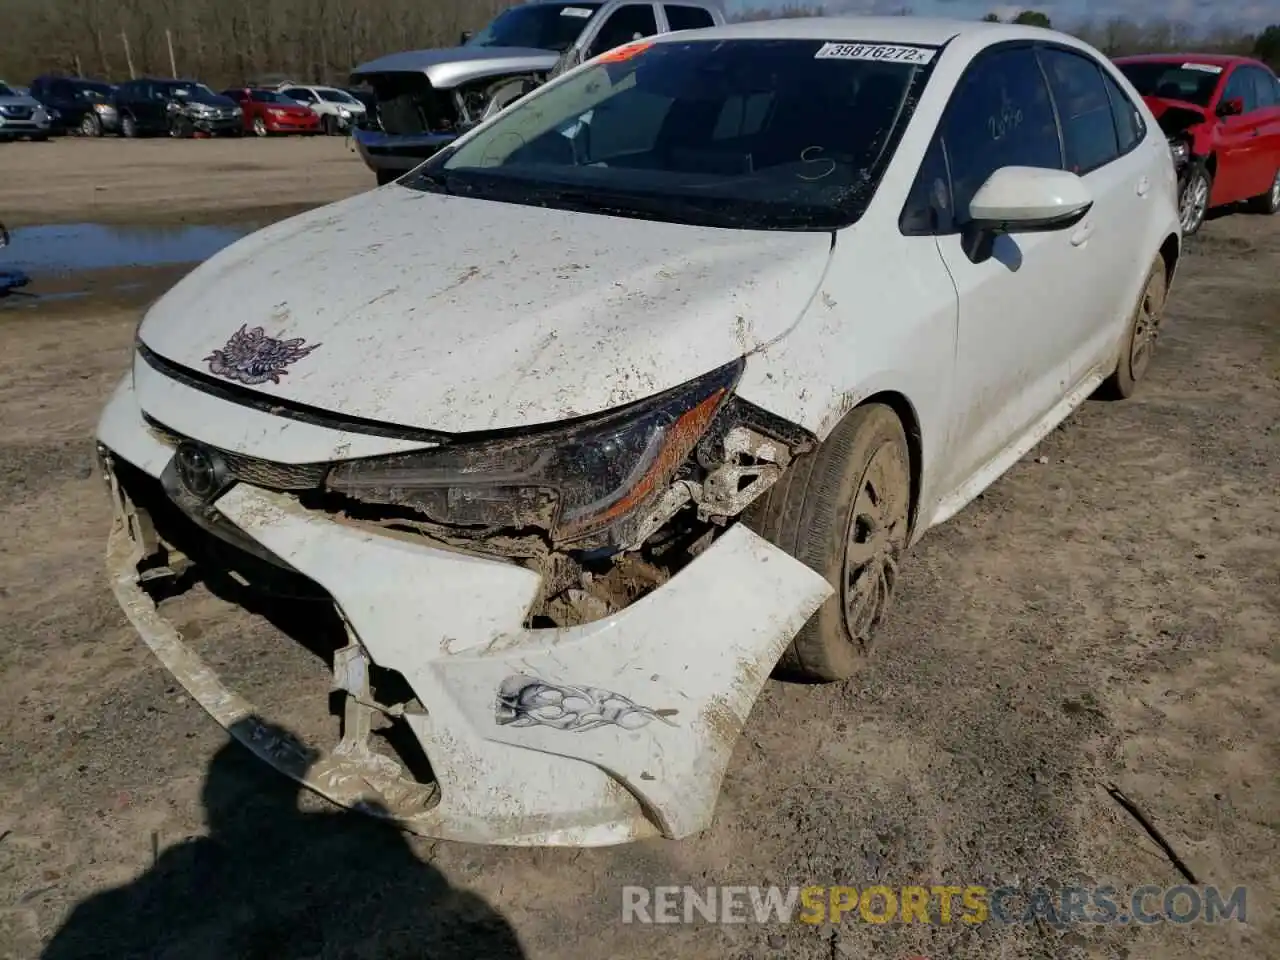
top-left (204, 324), bottom-right (321, 385)
top-left (495, 675), bottom-right (679, 733)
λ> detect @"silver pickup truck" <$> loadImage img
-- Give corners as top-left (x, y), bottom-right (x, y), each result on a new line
top-left (350, 0), bottom-right (726, 184)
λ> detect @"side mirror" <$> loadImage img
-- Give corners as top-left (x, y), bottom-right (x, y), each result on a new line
top-left (962, 166), bottom-right (1092, 262)
top-left (1216, 96), bottom-right (1244, 117)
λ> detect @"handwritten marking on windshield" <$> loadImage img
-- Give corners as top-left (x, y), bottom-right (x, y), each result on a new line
top-left (798, 146), bottom-right (838, 181)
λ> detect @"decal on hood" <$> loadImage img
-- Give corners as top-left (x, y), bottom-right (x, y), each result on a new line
top-left (204, 324), bottom-right (321, 385)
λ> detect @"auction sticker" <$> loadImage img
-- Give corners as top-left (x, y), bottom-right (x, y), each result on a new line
top-left (815, 42), bottom-right (936, 64)
top-left (1181, 62), bottom-right (1223, 73)
top-left (561, 6), bottom-right (594, 16)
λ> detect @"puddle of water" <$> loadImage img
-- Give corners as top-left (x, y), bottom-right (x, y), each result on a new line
top-left (0, 290), bottom-right (89, 310)
top-left (0, 222), bottom-right (255, 273)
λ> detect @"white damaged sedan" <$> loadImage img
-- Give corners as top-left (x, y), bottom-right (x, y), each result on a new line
top-left (97, 16), bottom-right (1181, 845)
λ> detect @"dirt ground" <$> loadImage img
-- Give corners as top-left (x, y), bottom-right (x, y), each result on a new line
top-left (0, 137), bottom-right (1276, 960)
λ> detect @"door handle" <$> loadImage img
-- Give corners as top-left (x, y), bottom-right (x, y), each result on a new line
top-left (1070, 222), bottom-right (1094, 246)
top-left (1136, 176), bottom-right (1151, 197)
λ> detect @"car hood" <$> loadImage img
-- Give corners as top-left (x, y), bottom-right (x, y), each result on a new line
top-left (189, 94), bottom-right (238, 108)
top-left (351, 46), bottom-right (558, 89)
top-left (137, 186), bottom-right (835, 436)
top-left (1140, 96), bottom-right (1210, 138)
top-left (0, 94), bottom-right (43, 109)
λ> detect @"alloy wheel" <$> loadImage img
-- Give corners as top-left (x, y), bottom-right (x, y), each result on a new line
top-left (1129, 271), bottom-right (1163, 381)
top-left (841, 441), bottom-right (910, 647)
top-left (1179, 173), bottom-right (1208, 234)
top-left (253, 116), bottom-right (267, 137)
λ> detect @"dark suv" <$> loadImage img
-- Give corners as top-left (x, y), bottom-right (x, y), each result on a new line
top-left (29, 75), bottom-right (117, 135)
top-left (112, 79), bottom-right (242, 137)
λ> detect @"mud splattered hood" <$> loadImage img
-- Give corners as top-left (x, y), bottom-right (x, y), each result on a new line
top-left (136, 185), bottom-right (834, 435)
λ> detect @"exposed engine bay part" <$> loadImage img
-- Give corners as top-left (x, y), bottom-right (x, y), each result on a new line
top-left (360, 70), bottom-right (546, 138)
top-left (324, 392), bottom-right (816, 630)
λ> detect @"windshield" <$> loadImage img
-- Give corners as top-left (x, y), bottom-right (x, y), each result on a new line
top-left (466, 3), bottom-right (602, 53)
top-left (1117, 62), bottom-right (1222, 107)
top-left (318, 88), bottom-right (360, 104)
top-left (416, 38), bottom-right (933, 231)
top-left (251, 90), bottom-right (294, 103)
top-left (168, 82), bottom-right (219, 101)
top-left (0, 83), bottom-right (14, 97)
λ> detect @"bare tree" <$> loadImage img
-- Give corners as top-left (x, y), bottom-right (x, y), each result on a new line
top-left (0, 0), bottom-right (1264, 86)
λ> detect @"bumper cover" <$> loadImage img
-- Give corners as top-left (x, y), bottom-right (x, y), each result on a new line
top-left (352, 127), bottom-right (457, 172)
top-left (98, 376), bottom-right (833, 846)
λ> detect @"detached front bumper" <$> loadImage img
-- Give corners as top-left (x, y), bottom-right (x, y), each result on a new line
top-left (97, 375), bottom-right (832, 846)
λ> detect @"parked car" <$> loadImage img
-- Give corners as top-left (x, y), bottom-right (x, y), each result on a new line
top-left (1114, 54), bottom-right (1280, 234)
top-left (29, 75), bottom-right (117, 135)
top-left (349, 0), bottom-right (727, 184)
top-left (0, 81), bottom-right (52, 140)
top-left (274, 83), bottom-right (366, 135)
top-left (112, 79), bottom-right (242, 138)
top-left (221, 87), bottom-right (321, 136)
top-left (97, 17), bottom-right (1180, 847)
top-left (343, 86), bottom-right (379, 125)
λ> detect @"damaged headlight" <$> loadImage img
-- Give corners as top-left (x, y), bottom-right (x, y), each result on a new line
top-left (325, 360), bottom-right (742, 547)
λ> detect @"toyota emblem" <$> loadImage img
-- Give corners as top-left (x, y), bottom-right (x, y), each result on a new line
top-left (174, 441), bottom-right (227, 501)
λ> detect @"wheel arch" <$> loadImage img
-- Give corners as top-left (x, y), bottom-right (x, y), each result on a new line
top-left (847, 391), bottom-right (924, 537)
top-left (1158, 232), bottom-right (1181, 288)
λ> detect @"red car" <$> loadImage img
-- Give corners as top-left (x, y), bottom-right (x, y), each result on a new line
top-left (1114, 54), bottom-right (1280, 234)
top-left (220, 87), bottom-right (321, 137)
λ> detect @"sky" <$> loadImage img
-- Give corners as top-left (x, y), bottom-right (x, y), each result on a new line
top-left (731, 0), bottom-right (1280, 31)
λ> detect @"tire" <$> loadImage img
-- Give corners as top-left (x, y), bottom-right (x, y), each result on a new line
top-left (745, 404), bottom-right (912, 682)
top-left (1178, 164), bottom-right (1211, 236)
top-left (375, 168), bottom-right (400, 186)
top-left (253, 116), bottom-right (268, 137)
top-left (169, 116), bottom-right (191, 139)
top-left (1246, 166), bottom-right (1280, 215)
top-left (120, 114), bottom-right (137, 138)
top-left (1100, 256), bottom-right (1167, 400)
top-left (80, 113), bottom-right (102, 137)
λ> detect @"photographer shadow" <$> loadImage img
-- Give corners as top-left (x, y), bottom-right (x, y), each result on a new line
top-left (42, 716), bottom-right (527, 960)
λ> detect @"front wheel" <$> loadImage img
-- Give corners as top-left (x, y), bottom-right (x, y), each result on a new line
top-left (252, 116), bottom-right (268, 137)
top-left (1178, 164), bottom-right (1211, 236)
top-left (1247, 167), bottom-right (1280, 216)
top-left (169, 116), bottom-right (192, 139)
top-left (745, 404), bottom-right (912, 682)
top-left (80, 113), bottom-right (102, 137)
top-left (120, 114), bottom-right (137, 138)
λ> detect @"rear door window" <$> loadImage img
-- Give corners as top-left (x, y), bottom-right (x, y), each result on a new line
top-left (1038, 47), bottom-right (1119, 174)
top-left (585, 4), bottom-right (660, 59)
top-left (664, 5), bottom-right (715, 30)
top-left (1099, 68), bottom-right (1145, 153)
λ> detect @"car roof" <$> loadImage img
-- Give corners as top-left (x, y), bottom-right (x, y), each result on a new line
top-left (648, 15), bottom-right (1055, 48)
top-left (1113, 53), bottom-right (1265, 68)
